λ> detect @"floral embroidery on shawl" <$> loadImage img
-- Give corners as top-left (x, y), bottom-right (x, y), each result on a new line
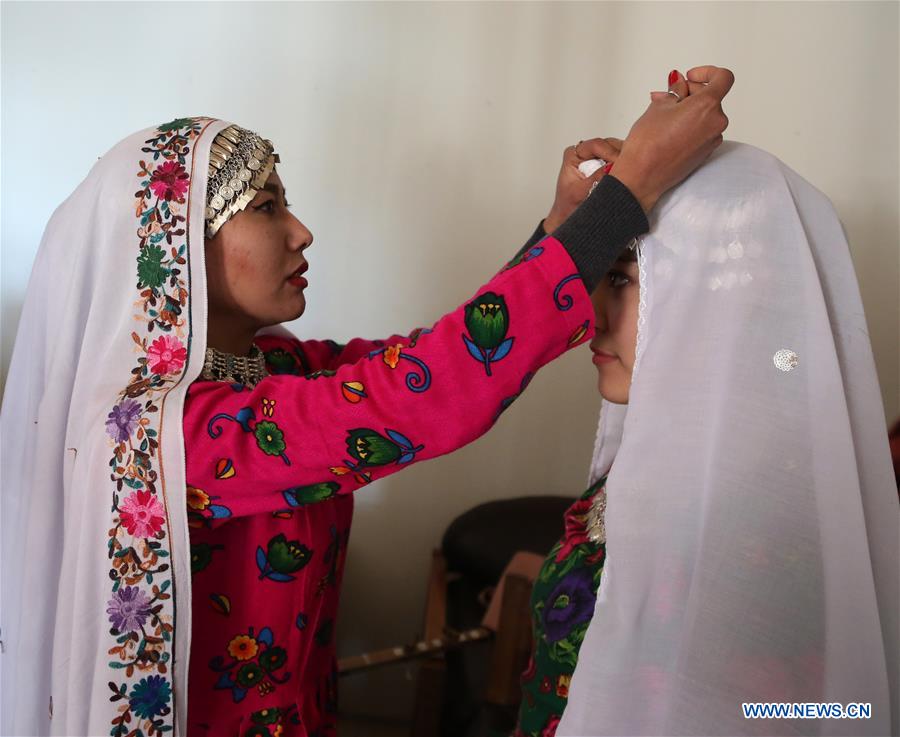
top-left (105, 117), bottom-right (207, 736)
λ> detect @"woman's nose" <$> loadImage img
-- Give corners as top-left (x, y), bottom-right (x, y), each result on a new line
top-left (289, 215), bottom-right (313, 252)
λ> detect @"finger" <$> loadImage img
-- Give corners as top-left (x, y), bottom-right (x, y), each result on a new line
top-left (686, 65), bottom-right (735, 100)
top-left (603, 137), bottom-right (623, 151)
top-left (576, 137), bottom-right (622, 164)
top-left (668, 69), bottom-right (690, 100)
top-left (649, 89), bottom-right (680, 104)
top-left (685, 65), bottom-right (719, 83)
top-left (564, 143), bottom-right (582, 166)
top-left (686, 81), bottom-right (709, 97)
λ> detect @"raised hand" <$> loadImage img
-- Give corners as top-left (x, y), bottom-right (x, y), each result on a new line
top-left (544, 137), bottom-right (624, 233)
top-left (611, 65), bottom-right (734, 213)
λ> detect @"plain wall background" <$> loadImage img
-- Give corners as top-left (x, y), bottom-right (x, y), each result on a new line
top-left (2, 0), bottom-right (898, 721)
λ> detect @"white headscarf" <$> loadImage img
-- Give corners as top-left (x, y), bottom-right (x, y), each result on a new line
top-left (1, 117), bottom-right (232, 736)
top-left (561, 142), bottom-right (898, 736)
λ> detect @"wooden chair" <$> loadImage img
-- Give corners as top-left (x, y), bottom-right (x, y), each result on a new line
top-left (410, 549), bottom-right (535, 736)
top-left (338, 495), bottom-right (572, 736)
top-left (338, 551), bottom-right (537, 736)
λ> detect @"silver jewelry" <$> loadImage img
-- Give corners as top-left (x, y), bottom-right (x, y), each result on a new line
top-left (773, 349), bottom-right (799, 372)
top-left (667, 89), bottom-right (682, 101)
top-left (205, 125), bottom-right (280, 239)
top-left (200, 345), bottom-right (267, 387)
top-left (585, 486), bottom-right (608, 545)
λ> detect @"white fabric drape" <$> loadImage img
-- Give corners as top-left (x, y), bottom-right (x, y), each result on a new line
top-left (1, 119), bottom-right (228, 736)
top-left (563, 142), bottom-right (898, 736)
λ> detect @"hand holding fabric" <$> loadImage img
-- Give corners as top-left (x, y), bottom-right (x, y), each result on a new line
top-left (544, 65), bottom-right (729, 231)
top-left (612, 64), bottom-right (734, 212)
top-left (544, 137), bottom-right (623, 233)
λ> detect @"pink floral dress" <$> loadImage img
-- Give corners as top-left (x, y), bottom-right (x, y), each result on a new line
top-left (183, 237), bottom-right (595, 736)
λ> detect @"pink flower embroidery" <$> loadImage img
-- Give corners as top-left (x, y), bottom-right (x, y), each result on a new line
top-left (119, 490), bottom-right (166, 538)
top-left (147, 335), bottom-right (187, 375)
top-left (540, 714), bottom-right (561, 737)
top-left (149, 160), bottom-right (189, 201)
top-left (554, 496), bottom-right (592, 563)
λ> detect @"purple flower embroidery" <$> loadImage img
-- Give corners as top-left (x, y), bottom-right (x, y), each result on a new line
top-left (107, 586), bottom-right (152, 633)
top-left (106, 399), bottom-right (142, 442)
top-left (542, 567), bottom-right (597, 643)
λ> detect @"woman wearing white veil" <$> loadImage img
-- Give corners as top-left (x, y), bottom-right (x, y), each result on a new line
top-left (558, 142), bottom-right (898, 736)
top-left (0, 67), bottom-right (735, 737)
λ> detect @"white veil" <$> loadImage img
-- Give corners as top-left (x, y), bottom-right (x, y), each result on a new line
top-left (561, 142), bottom-right (898, 736)
top-left (1, 118), bottom-right (230, 736)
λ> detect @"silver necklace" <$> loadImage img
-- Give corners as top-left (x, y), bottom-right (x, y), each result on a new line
top-left (585, 485), bottom-right (608, 545)
top-left (200, 345), bottom-right (267, 387)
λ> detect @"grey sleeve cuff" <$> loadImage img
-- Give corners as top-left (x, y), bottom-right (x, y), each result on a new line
top-left (552, 175), bottom-right (650, 292)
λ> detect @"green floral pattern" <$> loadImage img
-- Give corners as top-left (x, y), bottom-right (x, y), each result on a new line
top-left (254, 421), bottom-right (286, 456)
top-left (514, 477), bottom-right (607, 737)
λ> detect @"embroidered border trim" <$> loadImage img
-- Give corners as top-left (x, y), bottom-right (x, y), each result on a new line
top-left (104, 117), bottom-right (208, 737)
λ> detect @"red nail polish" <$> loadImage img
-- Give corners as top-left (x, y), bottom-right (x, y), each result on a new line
top-left (668, 69), bottom-right (679, 86)
top-left (603, 162), bottom-right (614, 174)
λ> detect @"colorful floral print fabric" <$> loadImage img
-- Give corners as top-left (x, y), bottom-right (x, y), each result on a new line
top-left (514, 478), bottom-right (607, 737)
top-left (184, 238), bottom-right (596, 735)
top-left (105, 117), bottom-right (208, 737)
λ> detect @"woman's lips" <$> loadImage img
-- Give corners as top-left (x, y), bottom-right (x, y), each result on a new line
top-left (591, 350), bottom-right (617, 366)
top-left (287, 265), bottom-right (308, 289)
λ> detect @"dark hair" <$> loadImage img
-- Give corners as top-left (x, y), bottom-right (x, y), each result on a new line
top-left (617, 243), bottom-right (639, 262)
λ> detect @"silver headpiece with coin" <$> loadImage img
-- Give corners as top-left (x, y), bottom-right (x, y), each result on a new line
top-left (205, 124), bottom-right (280, 239)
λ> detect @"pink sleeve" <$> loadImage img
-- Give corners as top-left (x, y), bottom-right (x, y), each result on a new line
top-left (255, 330), bottom-right (421, 373)
top-left (184, 237), bottom-right (593, 524)
top-left (300, 333), bottom-right (428, 371)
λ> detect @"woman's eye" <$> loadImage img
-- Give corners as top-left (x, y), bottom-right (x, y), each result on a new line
top-left (607, 270), bottom-right (631, 288)
top-left (255, 200), bottom-right (276, 213)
